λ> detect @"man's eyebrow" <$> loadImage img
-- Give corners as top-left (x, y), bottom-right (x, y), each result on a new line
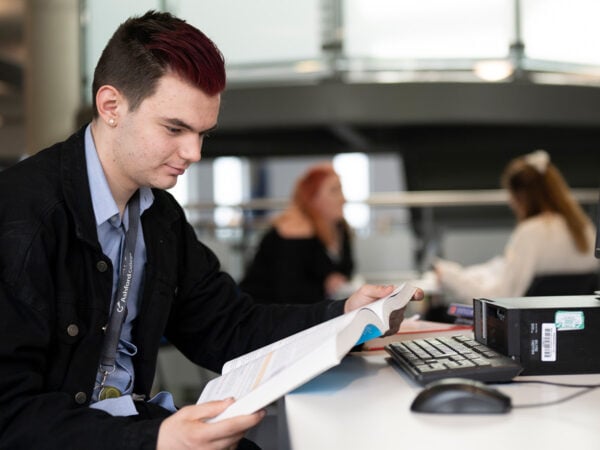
top-left (202, 124), bottom-right (218, 135)
top-left (164, 118), bottom-right (217, 134)
top-left (164, 118), bottom-right (194, 131)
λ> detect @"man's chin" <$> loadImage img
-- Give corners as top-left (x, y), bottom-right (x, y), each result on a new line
top-left (149, 176), bottom-right (178, 191)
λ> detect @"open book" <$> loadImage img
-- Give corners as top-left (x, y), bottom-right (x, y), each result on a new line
top-left (198, 283), bottom-right (417, 422)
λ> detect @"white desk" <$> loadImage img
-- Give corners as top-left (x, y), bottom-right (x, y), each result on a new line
top-left (280, 336), bottom-right (600, 450)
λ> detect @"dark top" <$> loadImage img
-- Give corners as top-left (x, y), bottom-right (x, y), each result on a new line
top-left (239, 225), bottom-right (354, 304)
top-left (0, 126), bottom-right (345, 449)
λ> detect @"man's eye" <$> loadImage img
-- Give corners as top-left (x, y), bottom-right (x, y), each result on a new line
top-left (167, 127), bottom-right (181, 134)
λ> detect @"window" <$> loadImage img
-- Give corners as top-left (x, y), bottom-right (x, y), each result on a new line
top-left (213, 157), bottom-right (248, 227)
top-left (333, 152), bottom-right (370, 228)
top-left (344, 0), bottom-right (511, 60)
top-left (522, 0), bottom-right (600, 66)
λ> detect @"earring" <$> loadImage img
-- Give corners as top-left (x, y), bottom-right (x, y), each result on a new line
top-left (108, 118), bottom-right (116, 127)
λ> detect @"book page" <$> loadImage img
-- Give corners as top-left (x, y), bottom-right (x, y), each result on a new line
top-left (222, 282), bottom-right (414, 374)
top-left (200, 311), bottom-right (382, 421)
top-left (198, 333), bottom-right (335, 406)
top-left (203, 309), bottom-right (389, 403)
top-left (221, 311), bottom-right (358, 374)
top-left (205, 338), bottom-right (340, 421)
top-left (199, 282), bottom-right (417, 419)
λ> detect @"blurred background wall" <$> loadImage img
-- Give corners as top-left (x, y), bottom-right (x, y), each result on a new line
top-left (0, 0), bottom-right (598, 281)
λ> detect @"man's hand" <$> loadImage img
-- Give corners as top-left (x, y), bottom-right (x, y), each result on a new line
top-left (157, 398), bottom-right (265, 450)
top-left (344, 284), bottom-right (424, 336)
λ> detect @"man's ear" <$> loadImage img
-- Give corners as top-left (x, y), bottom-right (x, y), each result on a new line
top-left (96, 85), bottom-right (124, 127)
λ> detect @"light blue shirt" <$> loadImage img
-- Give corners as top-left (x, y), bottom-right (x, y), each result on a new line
top-left (84, 125), bottom-right (175, 415)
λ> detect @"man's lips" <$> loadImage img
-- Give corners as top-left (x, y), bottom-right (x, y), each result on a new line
top-left (165, 164), bottom-right (186, 175)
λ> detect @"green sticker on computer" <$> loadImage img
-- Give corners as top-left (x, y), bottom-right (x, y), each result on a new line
top-left (555, 311), bottom-right (584, 331)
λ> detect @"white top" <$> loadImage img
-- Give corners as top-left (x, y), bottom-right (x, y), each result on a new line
top-left (435, 212), bottom-right (598, 302)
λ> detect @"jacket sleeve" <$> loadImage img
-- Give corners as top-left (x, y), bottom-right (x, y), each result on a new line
top-left (0, 281), bottom-right (163, 450)
top-left (160, 198), bottom-right (345, 373)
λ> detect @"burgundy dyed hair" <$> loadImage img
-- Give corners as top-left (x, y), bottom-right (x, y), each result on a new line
top-left (92, 10), bottom-right (226, 117)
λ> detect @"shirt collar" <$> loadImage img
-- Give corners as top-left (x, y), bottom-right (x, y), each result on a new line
top-left (84, 124), bottom-right (154, 227)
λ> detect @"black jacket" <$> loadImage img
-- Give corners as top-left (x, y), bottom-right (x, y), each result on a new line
top-left (0, 126), bottom-right (344, 449)
top-left (240, 226), bottom-right (354, 304)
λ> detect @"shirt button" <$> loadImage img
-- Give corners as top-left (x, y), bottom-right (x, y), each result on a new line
top-left (96, 260), bottom-right (108, 272)
top-left (66, 324), bottom-right (79, 337)
top-left (74, 392), bottom-right (87, 404)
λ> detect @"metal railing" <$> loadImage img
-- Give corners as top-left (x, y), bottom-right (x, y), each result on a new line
top-left (184, 188), bottom-right (599, 216)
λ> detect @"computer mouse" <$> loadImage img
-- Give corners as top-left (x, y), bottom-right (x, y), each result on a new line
top-left (410, 378), bottom-right (511, 414)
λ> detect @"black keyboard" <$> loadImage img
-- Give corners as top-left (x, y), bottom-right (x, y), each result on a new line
top-left (385, 335), bottom-right (523, 385)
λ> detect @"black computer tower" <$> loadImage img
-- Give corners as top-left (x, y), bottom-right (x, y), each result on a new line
top-left (473, 295), bottom-right (600, 375)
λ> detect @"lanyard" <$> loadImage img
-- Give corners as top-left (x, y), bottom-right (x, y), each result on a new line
top-left (97, 191), bottom-right (140, 390)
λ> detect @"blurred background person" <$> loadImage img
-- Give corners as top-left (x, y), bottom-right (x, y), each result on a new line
top-left (240, 163), bottom-right (355, 304)
top-left (434, 149), bottom-right (598, 304)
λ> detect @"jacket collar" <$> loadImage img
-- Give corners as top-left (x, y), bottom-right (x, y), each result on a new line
top-left (60, 125), bottom-right (100, 249)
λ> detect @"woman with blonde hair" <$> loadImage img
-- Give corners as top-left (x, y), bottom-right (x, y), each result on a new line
top-left (434, 150), bottom-right (598, 302)
top-left (240, 163), bottom-right (354, 304)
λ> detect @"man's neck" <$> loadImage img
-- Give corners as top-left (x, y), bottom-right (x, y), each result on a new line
top-left (90, 121), bottom-right (137, 216)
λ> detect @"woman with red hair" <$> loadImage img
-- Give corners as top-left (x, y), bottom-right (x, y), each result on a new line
top-left (240, 163), bottom-right (355, 304)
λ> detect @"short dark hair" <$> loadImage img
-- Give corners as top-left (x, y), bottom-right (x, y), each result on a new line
top-left (91, 10), bottom-right (226, 117)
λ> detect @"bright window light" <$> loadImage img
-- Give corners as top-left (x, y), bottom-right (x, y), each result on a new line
top-left (344, 0), bottom-right (511, 60)
top-left (213, 157), bottom-right (246, 227)
top-left (523, 0), bottom-right (600, 66)
top-left (333, 153), bottom-right (370, 228)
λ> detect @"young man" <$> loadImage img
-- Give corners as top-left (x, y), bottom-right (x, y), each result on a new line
top-left (0, 11), bottom-right (421, 449)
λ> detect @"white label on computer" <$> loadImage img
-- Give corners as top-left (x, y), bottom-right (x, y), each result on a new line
top-left (541, 323), bottom-right (557, 362)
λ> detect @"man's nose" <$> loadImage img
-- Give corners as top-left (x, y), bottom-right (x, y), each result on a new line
top-left (180, 136), bottom-right (202, 163)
